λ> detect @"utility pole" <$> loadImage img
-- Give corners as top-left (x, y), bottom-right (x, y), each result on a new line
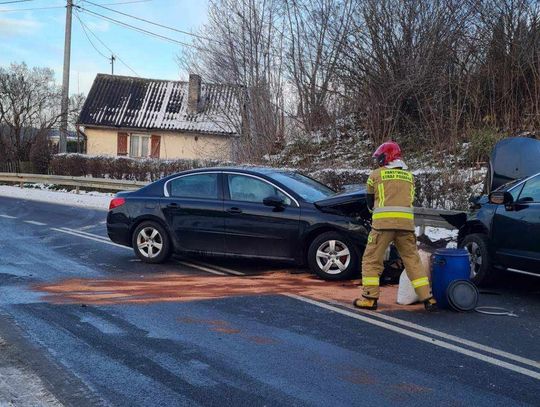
top-left (110, 55), bottom-right (116, 75)
top-left (59, 0), bottom-right (73, 154)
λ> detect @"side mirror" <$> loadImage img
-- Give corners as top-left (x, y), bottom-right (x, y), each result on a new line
top-left (263, 195), bottom-right (285, 208)
top-left (489, 191), bottom-right (513, 205)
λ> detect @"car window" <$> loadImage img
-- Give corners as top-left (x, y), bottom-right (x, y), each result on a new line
top-left (518, 175), bottom-right (540, 202)
top-left (227, 174), bottom-right (292, 205)
top-left (268, 172), bottom-right (335, 202)
top-left (169, 174), bottom-right (219, 199)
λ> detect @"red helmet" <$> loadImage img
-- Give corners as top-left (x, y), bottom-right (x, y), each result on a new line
top-left (372, 141), bottom-right (402, 166)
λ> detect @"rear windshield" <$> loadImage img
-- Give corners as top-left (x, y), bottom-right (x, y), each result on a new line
top-left (268, 172), bottom-right (335, 202)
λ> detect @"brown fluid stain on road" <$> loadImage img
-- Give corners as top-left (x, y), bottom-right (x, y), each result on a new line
top-left (35, 271), bottom-right (423, 312)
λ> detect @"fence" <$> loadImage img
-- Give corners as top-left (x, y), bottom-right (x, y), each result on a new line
top-left (0, 173), bottom-right (463, 229)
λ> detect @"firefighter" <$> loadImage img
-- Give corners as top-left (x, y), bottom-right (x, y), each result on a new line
top-left (354, 141), bottom-right (438, 312)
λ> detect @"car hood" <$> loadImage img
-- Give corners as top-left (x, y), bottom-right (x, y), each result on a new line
top-left (314, 186), bottom-right (370, 219)
top-left (490, 137), bottom-right (540, 192)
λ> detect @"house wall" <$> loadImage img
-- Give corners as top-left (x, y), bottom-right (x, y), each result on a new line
top-left (85, 128), bottom-right (233, 160)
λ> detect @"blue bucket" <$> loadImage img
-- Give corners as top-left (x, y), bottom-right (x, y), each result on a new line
top-left (431, 248), bottom-right (471, 309)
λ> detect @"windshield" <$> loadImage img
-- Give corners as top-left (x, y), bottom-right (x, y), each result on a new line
top-left (494, 178), bottom-right (524, 192)
top-left (268, 172), bottom-right (335, 202)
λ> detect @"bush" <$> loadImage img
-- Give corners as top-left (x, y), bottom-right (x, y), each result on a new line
top-left (465, 129), bottom-right (504, 164)
top-left (29, 135), bottom-right (52, 174)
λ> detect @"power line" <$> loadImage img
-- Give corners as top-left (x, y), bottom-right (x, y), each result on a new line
top-left (75, 11), bottom-right (108, 59)
top-left (81, 0), bottom-right (221, 44)
top-left (95, 0), bottom-right (153, 5)
top-left (0, 5), bottom-right (64, 12)
top-left (79, 1), bottom-right (285, 63)
top-left (75, 11), bottom-right (140, 76)
top-left (77, 6), bottom-right (207, 51)
top-left (0, 0), bottom-right (33, 4)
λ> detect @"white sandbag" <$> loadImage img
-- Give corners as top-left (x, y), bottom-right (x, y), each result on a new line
top-left (397, 270), bottom-right (420, 305)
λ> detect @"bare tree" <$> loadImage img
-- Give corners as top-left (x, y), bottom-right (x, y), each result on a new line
top-left (179, 0), bottom-right (287, 162)
top-left (283, 0), bottom-right (353, 131)
top-left (0, 63), bottom-right (84, 171)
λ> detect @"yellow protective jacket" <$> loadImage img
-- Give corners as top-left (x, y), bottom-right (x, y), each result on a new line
top-left (366, 167), bottom-right (415, 231)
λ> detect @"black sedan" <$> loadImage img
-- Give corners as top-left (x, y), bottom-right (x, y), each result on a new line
top-left (107, 167), bottom-right (372, 280)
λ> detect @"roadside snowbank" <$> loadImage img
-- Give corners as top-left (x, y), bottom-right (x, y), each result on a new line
top-left (0, 185), bottom-right (112, 210)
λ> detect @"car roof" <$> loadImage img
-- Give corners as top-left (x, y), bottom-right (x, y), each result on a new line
top-left (166, 166), bottom-right (295, 178)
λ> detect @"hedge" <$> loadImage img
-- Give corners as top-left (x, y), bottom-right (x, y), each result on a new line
top-left (49, 154), bottom-right (486, 210)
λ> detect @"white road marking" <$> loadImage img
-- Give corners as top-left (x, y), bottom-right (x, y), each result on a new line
top-left (60, 228), bottom-right (245, 277)
top-left (52, 227), bottom-right (229, 277)
top-left (50, 228), bottom-right (130, 250)
top-left (327, 299), bottom-right (540, 370)
top-left (189, 260), bottom-right (246, 275)
top-left (78, 224), bottom-right (101, 231)
top-left (60, 227), bottom-right (109, 241)
top-left (176, 260), bottom-right (227, 276)
top-left (0, 214), bottom-right (16, 219)
top-left (24, 220), bottom-right (47, 226)
top-left (286, 294), bottom-right (540, 381)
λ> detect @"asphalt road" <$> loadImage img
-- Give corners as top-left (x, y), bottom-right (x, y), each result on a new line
top-left (0, 195), bottom-right (539, 406)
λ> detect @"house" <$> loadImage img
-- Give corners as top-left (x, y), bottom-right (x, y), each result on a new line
top-left (77, 73), bottom-right (242, 160)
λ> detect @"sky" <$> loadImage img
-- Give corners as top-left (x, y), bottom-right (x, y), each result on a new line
top-left (0, 0), bottom-right (209, 95)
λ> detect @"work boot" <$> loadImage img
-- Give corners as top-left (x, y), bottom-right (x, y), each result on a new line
top-left (353, 298), bottom-right (378, 310)
top-left (424, 297), bottom-right (439, 312)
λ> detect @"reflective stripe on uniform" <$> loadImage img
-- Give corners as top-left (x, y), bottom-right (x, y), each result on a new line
top-left (378, 183), bottom-right (385, 207)
top-left (372, 212), bottom-right (414, 220)
top-left (373, 206), bottom-right (413, 214)
top-left (410, 184), bottom-right (415, 205)
top-left (367, 178), bottom-right (374, 187)
top-left (372, 206), bottom-right (414, 220)
top-left (381, 169), bottom-right (414, 183)
top-left (411, 277), bottom-right (430, 288)
top-left (362, 277), bottom-right (380, 286)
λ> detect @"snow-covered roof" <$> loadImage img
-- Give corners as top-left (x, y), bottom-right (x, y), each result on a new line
top-left (78, 74), bottom-right (241, 136)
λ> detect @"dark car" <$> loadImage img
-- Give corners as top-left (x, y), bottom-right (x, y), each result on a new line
top-left (453, 172), bottom-right (540, 285)
top-left (446, 137), bottom-right (540, 285)
top-left (107, 167), bottom-right (373, 280)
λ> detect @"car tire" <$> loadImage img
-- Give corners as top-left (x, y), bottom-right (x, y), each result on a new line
top-left (460, 233), bottom-right (495, 285)
top-left (308, 231), bottom-right (359, 281)
top-left (132, 221), bottom-right (171, 264)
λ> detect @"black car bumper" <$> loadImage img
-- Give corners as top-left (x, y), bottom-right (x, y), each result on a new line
top-left (106, 211), bottom-right (131, 247)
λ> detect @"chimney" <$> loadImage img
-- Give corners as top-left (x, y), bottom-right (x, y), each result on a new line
top-left (187, 73), bottom-right (201, 114)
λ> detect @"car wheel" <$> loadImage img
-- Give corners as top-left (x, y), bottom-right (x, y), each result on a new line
top-left (132, 221), bottom-right (171, 264)
top-left (460, 233), bottom-right (494, 285)
top-left (308, 231), bottom-right (359, 281)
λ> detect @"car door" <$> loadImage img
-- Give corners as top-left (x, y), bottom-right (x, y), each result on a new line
top-left (161, 172), bottom-right (225, 254)
top-left (491, 174), bottom-right (540, 273)
top-left (223, 172), bottom-right (301, 259)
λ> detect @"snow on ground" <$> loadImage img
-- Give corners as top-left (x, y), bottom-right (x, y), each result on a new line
top-left (416, 226), bottom-right (458, 248)
top-left (421, 226), bottom-right (458, 241)
top-left (0, 185), bottom-right (112, 210)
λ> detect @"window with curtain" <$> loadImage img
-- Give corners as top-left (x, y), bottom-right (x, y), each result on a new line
top-left (129, 134), bottom-right (150, 158)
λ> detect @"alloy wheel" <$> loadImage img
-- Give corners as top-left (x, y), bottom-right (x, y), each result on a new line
top-left (465, 241), bottom-right (482, 279)
top-left (315, 239), bottom-right (351, 275)
top-left (136, 227), bottom-right (163, 259)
